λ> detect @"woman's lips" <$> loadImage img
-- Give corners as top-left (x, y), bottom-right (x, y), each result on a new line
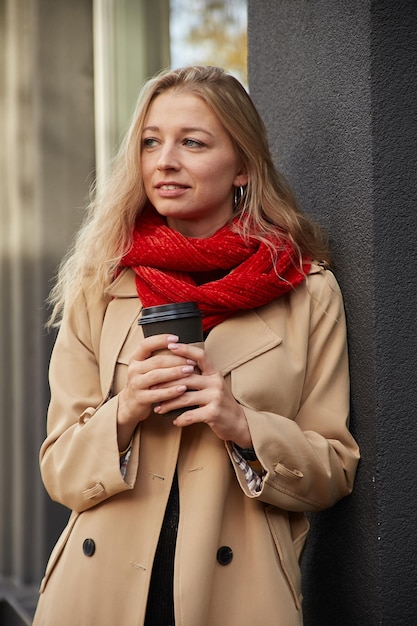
top-left (155, 183), bottom-right (190, 196)
top-left (156, 181), bottom-right (189, 188)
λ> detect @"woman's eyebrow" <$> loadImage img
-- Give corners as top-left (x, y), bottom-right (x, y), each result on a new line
top-left (143, 125), bottom-right (214, 137)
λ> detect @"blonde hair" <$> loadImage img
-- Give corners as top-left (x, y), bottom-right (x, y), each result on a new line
top-left (47, 65), bottom-right (329, 327)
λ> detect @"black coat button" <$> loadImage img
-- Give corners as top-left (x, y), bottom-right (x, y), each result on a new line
top-left (217, 546), bottom-right (233, 565)
top-left (83, 538), bottom-right (96, 557)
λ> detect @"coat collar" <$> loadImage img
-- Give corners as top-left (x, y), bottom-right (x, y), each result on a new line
top-left (103, 269), bottom-right (283, 380)
top-left (105, 268), bottom-right (139, 298)
top-left (102, 264), bottom-right (322, 384)
top-left (207, 263), bottom-right (327, 372)
top-left (206, 260), bottom-right (325, 372)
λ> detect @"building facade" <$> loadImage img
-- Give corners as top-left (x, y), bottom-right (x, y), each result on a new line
top-left (1, 1), bottom-right (416, 624)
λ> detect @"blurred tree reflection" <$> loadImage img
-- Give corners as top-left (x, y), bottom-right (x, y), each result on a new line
top-left (170, 0), bottom-right (247, 85)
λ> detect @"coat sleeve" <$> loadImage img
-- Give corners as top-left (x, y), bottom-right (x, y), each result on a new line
top-left (228, 270), bottom-right (360, 512)
top-left (39, 291), bottom-right (140, 513)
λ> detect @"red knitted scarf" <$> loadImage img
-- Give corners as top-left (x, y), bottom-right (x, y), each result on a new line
top-left (120, 208), bottom-right (311, 331)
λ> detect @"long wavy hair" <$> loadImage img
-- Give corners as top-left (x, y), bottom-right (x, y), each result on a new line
top-left (47, 65), bottom-right (329, 327)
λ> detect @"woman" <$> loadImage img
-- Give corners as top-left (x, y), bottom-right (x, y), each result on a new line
top-left (33, 66), bottom-right (360, 626)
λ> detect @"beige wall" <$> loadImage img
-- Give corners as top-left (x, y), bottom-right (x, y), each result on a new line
top-left (0, 2), bottom-right (95, 619)
top-left (0, 0), bottom-right (168, 621)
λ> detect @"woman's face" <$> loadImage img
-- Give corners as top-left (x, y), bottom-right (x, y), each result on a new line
top-left (141, 90), bottom-right (248, 238)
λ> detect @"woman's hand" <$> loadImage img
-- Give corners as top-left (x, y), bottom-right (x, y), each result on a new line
top-left (117, 334), bottom-right (197, 450)
top-left (152, 341), bottom-right (253, 448)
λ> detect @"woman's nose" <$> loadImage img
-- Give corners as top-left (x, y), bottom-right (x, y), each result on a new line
top-left (157, 145), bottom-right (180, 171)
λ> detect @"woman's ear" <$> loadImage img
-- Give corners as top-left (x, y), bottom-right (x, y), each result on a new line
top-left (233, 171), bottom-right (249, 188)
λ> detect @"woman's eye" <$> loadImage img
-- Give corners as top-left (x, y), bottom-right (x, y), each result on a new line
top-left (143, 137), bottom-right (158, 147)
top-left (183, 138), bottom-right (204, 148)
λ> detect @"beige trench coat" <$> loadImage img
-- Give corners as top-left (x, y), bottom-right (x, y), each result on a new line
top-left (33, 265), bottom-right (359, 626)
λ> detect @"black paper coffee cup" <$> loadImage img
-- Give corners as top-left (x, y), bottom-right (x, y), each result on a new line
top-left (138, 302), bottom-right (203, 417)
top-left (138, 302), bottom-right (203, 343)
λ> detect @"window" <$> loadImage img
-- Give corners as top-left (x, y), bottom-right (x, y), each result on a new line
top-left (170, 0), bottom-right (247, 85)
top-left (93, 0), bottom-right (248, 185)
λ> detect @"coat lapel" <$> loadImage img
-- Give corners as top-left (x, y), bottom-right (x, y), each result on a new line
top-left (99, 269), bottom-right (141, 397)
top-left (205, 265), bottom-right (323, 374)
top-left (99, 268), bottom-right (285, 390)
top-left (205, 307), bottom-right (283, 376)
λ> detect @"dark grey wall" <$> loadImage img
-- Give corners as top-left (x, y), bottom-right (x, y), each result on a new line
top-left (248, 1), bottom-right (417, 624)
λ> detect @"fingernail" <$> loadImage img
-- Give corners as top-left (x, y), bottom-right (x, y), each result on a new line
top-left (167, 343), bottom-right (179, 350)
top-left (167, 335), bottom-right (179, 342)
top-left (154, 405), bottom-right (161, 413)
top-left (186, 359), bottom-right (197, 365)
top-left (182, 365), bottom-right (194, 374)
top-left (176, 385), bottom-right (187, 392)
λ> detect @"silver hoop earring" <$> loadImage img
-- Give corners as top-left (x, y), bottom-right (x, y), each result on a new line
top-left (233, 185), bottom-right (246, 209)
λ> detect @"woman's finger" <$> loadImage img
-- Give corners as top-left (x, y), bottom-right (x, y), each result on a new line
top-left (130, 333), bottom-right (180, 361)
top-left (167, 342), bottom-right (216, 375)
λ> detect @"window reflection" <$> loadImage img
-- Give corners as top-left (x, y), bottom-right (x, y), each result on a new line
top-left (170, 0), bottom-right (247, 85)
